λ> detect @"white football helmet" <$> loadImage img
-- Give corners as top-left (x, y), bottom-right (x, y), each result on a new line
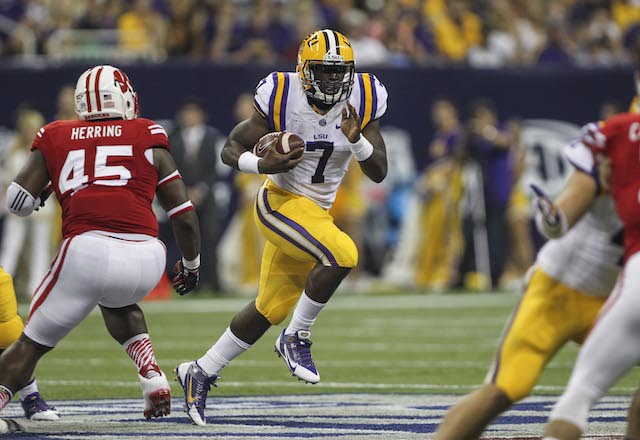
top-left (74, 65), bottom-right (138, 121)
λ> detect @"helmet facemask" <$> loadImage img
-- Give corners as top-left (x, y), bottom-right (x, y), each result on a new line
top-left (302, 60), bottom-right (355, 105)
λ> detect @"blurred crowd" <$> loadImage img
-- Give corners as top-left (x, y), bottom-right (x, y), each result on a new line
top-left (2, 0), bottom-right (640, 67)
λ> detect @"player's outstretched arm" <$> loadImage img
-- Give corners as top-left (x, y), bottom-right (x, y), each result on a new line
top-left (153, 147), bottom-right (201, 294)
top-left (7, 149), bottom-right (51, 217)
top-left (533, 170), bottom-right (597, 239)
top-left (220, 111), bottom-right (303, 175)
top-left (341, 101), bottom-right (387, 183)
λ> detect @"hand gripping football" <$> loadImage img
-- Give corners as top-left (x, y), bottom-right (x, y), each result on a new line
top-left (253, 132), bottom-right (305, 157)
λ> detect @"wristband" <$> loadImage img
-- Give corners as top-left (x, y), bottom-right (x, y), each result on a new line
top-left (349, 135), bottom-right (374, 162)
top-left (535, 209), bottom-right (568, 239)
top-left (182, 254), bottom-right (200, 271)
top-left (238, 151), bottom-right (261, 174)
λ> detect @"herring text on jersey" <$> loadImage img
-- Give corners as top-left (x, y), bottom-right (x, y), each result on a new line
top-left (71, 125), bottom-right (123, 140)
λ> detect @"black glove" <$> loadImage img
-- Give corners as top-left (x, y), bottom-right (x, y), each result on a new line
top-left (172, 260), bottom-right (199, 295)
top-left (34, 184), bottom-right (53, 211)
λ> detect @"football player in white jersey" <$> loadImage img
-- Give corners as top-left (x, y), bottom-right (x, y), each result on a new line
top-left (175, 29), bottom-right (388, 426)
top-left (436, 143), bottom-right (630, 438)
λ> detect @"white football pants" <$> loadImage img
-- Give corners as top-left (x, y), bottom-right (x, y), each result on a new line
top-left (24, 231), bottom-right (165, 347)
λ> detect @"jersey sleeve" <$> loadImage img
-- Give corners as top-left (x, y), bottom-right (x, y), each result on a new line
top-left (356, 73), bottom-right (388, 129)
top-left (30, 122), bottom-right (56, 155)
top-left (139, 119), bottom-right (170, 150)
top-left (253, 72), bottom-right (291, 131)
top-left (563, 121), bottom-right (604, 175)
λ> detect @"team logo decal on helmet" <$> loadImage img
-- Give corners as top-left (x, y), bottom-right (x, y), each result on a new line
top-left (297, 30), bottom-right (356, 105)
top-left (74, 65), bottom-right (139, 121)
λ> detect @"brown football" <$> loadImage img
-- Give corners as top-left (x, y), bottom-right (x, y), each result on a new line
top-left (253, 131), bottom-right (305, 157)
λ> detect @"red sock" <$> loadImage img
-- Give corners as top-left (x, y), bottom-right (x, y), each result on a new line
top-left (0, 386), bottom-right (12, 411)
top-left (123, 333), bottom-right (160, 379)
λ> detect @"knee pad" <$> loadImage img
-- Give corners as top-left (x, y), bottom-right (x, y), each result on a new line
top-left (0, 315), bottom-right (24, 349)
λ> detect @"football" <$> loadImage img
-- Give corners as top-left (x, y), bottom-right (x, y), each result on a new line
top-left (253, 131), bottom-right (305, 158)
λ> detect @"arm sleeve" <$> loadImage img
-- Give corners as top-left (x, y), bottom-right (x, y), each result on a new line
top-left (141, 119), bottom-right (170, 150)
top-left (253, 72), bottom-right (277, 121)
top-left (563, 121), bottom-right (606, 175)
top-left (30, 124), bottom-right (52, 154)
top-left (355, 73), bottom-right (389, 129)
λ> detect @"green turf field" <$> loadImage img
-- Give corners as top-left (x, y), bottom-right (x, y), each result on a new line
top-left (19, 292), bottom-right (640, 401)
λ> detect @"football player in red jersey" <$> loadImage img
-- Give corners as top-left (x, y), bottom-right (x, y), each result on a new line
top-left (0, 65), bottom-right (201, 432)
top-left (541, 115), bottom-right (640, 439)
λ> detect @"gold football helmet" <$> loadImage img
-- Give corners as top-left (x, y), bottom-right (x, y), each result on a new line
top-left (297, 30), bottom-right (355, 105)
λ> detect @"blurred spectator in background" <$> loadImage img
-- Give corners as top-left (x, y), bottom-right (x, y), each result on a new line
top-left (2, 0), bottom-right (640, 67)
top-left (117, 0), bottom-right (167, 59)
top-left (536, 21), bottom-right (575, 65)
top-left (600, 99), bottom-right (623, 119)
top-left (385, 5), bottom-right (435, 66)
top-left (341, 8), bottom-right (389, 66)
top-left (76, 0), bottom-right (122, 29)
top-left (460, 99), bottom-right (519, 289)
top-left (412, 99), bottom-right (465, 291)
top-left (219, 92), bottom-right (266, 294)
top-left (0, 106), bottom-right (57, 297)
top-left (167, 99), bottom-right (224, 292)
top-left (430, 0), bottom-right (483, 62)
top-left (54, 84), bottom-right (77, 121)
top-left (500, 122), bottom-right (534, 290)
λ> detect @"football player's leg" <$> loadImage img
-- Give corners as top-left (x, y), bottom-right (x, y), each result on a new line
top-left (436, 269), bottom-right (594, 440)
top-left (626, 386), bottom-right (640, 440)
top-left (99, 237), bottom-right (169, 419)
top-left (175, 241), bottom-right (297, 426)
top-left (0, 267), bottom-right (59, 420)
top-left (255, 182), bottom-right (356, 382)
top-left (0, 268), bottom-right (24, 351)
top-left (545, 259), bottom-right (640, 439)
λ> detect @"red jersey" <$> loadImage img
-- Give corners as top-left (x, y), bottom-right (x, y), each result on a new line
top-left (567, 113), bottom-right (640, 259)
top-left (32, 118), bottom-right (169, 239)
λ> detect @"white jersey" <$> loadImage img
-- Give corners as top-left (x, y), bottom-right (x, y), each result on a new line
top-left (536, 143), bottom-right (623, 297)
top-left (253, 71), bottom-right (388, 209)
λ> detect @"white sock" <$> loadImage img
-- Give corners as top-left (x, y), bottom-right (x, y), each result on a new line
top-left (197, 327), bottom-right (251, 376)
top-left (284, 291), bottom-right (325, 335)
top-left (18, 378), bottom-right (38, 400)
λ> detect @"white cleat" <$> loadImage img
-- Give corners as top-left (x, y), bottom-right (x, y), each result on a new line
top-left (0, 418), bottom-right (24, 433)
top-left (139, 370), bottom-right (171, 419)
top-left (174, 362), bottom-right (219, 427)
top-left (275, 330), bottom-right (320, 384)
top-left (20, 392), bottom-right (60, 421)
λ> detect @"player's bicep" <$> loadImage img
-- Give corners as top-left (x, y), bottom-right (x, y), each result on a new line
top-left (14, 149), bottom-right (51, 196)
top-left (221, 111), bottom-right (271, 167)
top-left (153, 148), bottom-right (192, 217)
top-left (232, 111), bottom-right (271, 149)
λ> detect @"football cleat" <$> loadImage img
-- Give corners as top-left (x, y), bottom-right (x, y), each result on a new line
top-left (275, 329), bottom-right (320, 384)
top-left (0, 418), bottom-right (24, 434)
top-left (21, 392), bottom-right (60, 421)
top-left (174, 362), bottom-right (218, 426)
top-left (139, 370), bottom-right (171, 419)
